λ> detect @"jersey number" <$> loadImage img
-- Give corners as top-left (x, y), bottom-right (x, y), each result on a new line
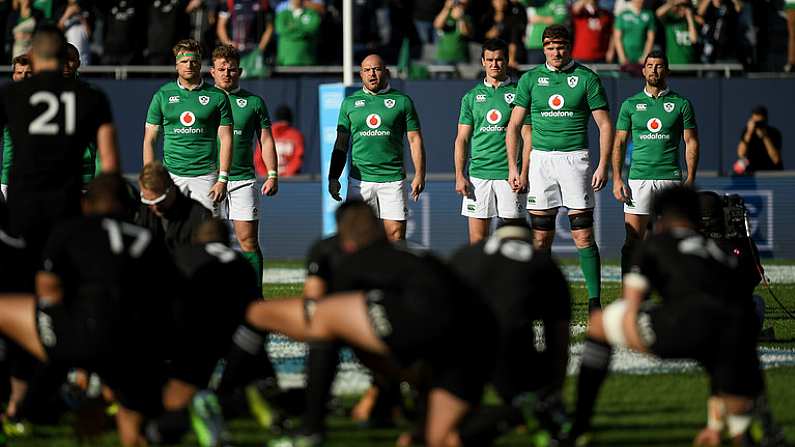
top-left (102, 219), bottom-right (152, 258)
top-left (28, 92), bottom-right (76, 135)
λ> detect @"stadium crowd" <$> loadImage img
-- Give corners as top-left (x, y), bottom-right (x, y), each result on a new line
top-left (1, 0), bottom-right (794, 72)
top-left (0, 18), bottom-right (790, 447)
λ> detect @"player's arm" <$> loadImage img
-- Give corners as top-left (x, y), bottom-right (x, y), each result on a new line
top-left (259, 126), bottom-right (279, 196)
top-left (613, 28), bottom-right (627, 64)
top-left (642, 28), bottom-right (656, 63)
top-left (591, 108), bottom-right (613, 192)
top-left (216, 12), bottom-right (234, 47)
top-left (506, 105), bottom-right (527, 192)
top-left (519, 124), bottom-right (532, 193)
top-left (97, 123), bottom-right (120, 173)
top-left (210, 124), bottom-right (233, 202)
top-left (327, 130), bottom-right (350, 201)
top-left (35, 271), bottom-right (63, 305)
top-left (683, 128), bottom-right (699, 186)
top-left (612, 129), bottom-right (630, 201)
top-left (454, 124), bottom-right (473, 197)
top-left (407, 130), bottom-right (426, 202)
top-left (142, 124), bottom-right (159, 165)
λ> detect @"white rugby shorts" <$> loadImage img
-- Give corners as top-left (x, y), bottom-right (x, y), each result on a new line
top-left (526, 149), bottom-right (594, 210)
top-left (623, 179), bottom-right (680, 215)
top-left (221, 178), bottom-right (259, 221)
top-left (347, 178), bottom-right (408, 221)
top-left (170, 172), bottom-right (219, 216)
top-left (461, 177), bottom-right (525, 219)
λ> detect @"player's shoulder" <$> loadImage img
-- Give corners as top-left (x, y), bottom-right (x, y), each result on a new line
top-left (203, 83), bottom-right (230, 99)
top-left (520, 65), bottom-right (545, 80)
top-left (235, 88), bottom-right (264, 102)
top-left (174, 242), bottom-right (244, 275)
top-left (154, 80), bottom-right (180, 95)
top-left (621, 90), bottom-right (647, 105)
top-left (385, 88), bottom-right (416, 105)
top-left (665, 90), bottom-right (692, 105)
top-left (572, 61), bottom-right (601, 79)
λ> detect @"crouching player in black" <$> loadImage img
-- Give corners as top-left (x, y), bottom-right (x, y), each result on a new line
top-left (217, 200), bottom-right (492, 447)
top-left (569, 186), bottom-right (786, 447)
top-left (447, 221), bottom-right (572, 446)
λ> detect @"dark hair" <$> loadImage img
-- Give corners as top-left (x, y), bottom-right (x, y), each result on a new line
top-left (335, 199), bottom-right (385, 246)
top-left (275, 104), bottom-right (293, 123)
top-left (541, 25), bottom-right (571, 45)
top-left (11, 54), bottom-right (31, 68)
top-left (481, 38), bottom-right (509, 59)
top-left (31, 25), bottom-right (67, 62)
top-left (643, 50), bottom-right (669, 68)
top-left (751, 105), bottom-right (768, 117)
top-left (653, 185), bottom-right (701, 225)
top-left (84, 173), bottom-right (137, 215)
top-left (211, 45), bottom-right (240, 65)
top-left (172, 39), bottom-right (202, 59)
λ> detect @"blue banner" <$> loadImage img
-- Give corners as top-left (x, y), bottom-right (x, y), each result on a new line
top-left (318, 84), bottom-right (351, 236)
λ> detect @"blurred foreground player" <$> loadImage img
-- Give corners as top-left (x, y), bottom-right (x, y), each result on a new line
top-left (1, 54), bottom-right (34, 202)
top-left (216, 201), bottom-right (491, 447)
top-left (0, 26), bottom-right (120, 254)
top-left (569, 186), bottom-right (786, 447)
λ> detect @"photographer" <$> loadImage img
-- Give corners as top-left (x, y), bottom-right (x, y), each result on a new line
top-left (735, 105), bottom-right (783, 175)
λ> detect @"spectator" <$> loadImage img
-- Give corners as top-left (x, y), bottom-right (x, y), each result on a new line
top-left (479, 0), bottom-right (527, 68)
top-left (433, 0), bottom-right (472, 64)
top-left (260, 104), bottom-right (304, 177)
top-left (787, 0), bottom-right (795, 71)
top-left (217, 0), bottom-right (273, 57)
top-left (56, 0), bottom-right (91, 65)
top-left (656, 0), bottom-right (698, 64)
top-left (524, 0), bottom-right (569, 64)
top-left (734, 105), bottom-right (783, 174)
top-left (274, 0), bottom-right (321, 66)
top-left (97, 0), bottom-right (145, 65)
top-left (146, 0), bottom-right (188, 65)
top-left (697, 0), bottom-right (738, 63)
top-left (571, 0), bottom-right (614, 62)
top-left (274, 0), bottom-right (324, 14)
top-left (186, 0), bottom-right (220, 58)
top-left (8, 0), bottom-right (42, 58)
top-left (614, 0), bottom-right (656, 64)
top-left (413, 0), bottom-right (444, 54)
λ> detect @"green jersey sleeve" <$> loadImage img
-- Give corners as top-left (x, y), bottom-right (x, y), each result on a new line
top-left (2, 127), bottom-right (12, 185)
top-left (256, 98), bottom-right (271, 130)
top-left (585, 74), bottom-right (609, 111)
top-left (458, 93), bottom-right (473, 125)
top-left (337, 99), bottom-right (351, 132)
top-left (616, 100), bottom-right (632, 131)
top-left (145, 91), bottom-right (163, 126)
top-left (218, 94), bottom-right (233, 126)
top-left (682, 99), bottom-right (696, 129)
top-left (515, 73), bottom-right (533, 109)
top-left (404, 96), bottom-right (421, 132)
top-left (645, 11), bottom-right (657, 32)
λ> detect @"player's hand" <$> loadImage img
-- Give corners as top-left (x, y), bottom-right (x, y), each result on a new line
top-left (455, 176), bottom-right (471, 198)
top-left (261, 177), bottom-right (278, 196)
top-left (411, 175), bottom-right (425, 202)
top-left (328, 178), bottom-right (342, 201)
top-left (209, 181), bottom-right (227, 202)
top-left (683, 177), bottom-right (695, 188)
top-left (692, 427), bottom-right (721, 447)
top-left (516, 173), bottom-right (529, 193)
top-left (592, 164), bottom-right (608, 192)
top-left (613, 178), bottom-right (630, 202)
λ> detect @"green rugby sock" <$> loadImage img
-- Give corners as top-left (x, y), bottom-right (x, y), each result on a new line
top-left (241, 250), bottom-right (264, 296)
top-left (578, 245), bottom-right (601, 301)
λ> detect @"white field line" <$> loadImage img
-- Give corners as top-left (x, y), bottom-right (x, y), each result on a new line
top-left (264, 265), bottom-right (795, 285)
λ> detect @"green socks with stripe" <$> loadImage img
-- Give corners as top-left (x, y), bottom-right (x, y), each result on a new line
top-left (578, 245), bottom-right (602, 311)
top-left (241, 250), bottom-right (264, 296)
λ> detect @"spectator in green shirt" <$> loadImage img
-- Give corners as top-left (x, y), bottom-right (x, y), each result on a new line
top-left (274, 0), bottom-right (321, 66)
top-left (614, 0), bottom-right (656, 64)
top-left (433, 0), bottom-right (473, 64)
top-left (656, 0), bottom-right (699, 64)
top-left (524, 0), bottom-right (569, 64)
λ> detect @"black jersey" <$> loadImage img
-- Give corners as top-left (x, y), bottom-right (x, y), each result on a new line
top-left (629, 228), bottom-right (747, 308)
top-left (134, 190), bottom-right (211, 254)
top-left (0, 72), bottom-right (113, 235)
top-left (0, 228), bottom-right (36, 293)
top-left (450, 234), bottom-right (571, 330)
top-left (305, 235), bottom-right (344, 292)
top-left (174, 242), bottom-right (261, 308)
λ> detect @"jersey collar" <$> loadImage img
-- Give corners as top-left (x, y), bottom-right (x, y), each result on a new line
top-left (545, 60), bottom-right (575, 72)
top-left (643, 87), bottom-right (670, 98)
top-left (483, 77), bottom-right (512, 88)
top-left (177, 78), bottom-right (204, 91)
top-left (362, 83), bottom-right (391, 95)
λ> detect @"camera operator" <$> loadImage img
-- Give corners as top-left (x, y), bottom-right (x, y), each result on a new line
top-left (735, 106), bottom-right (783, 175)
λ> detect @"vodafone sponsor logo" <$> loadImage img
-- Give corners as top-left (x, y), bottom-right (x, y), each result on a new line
top-left (548, 94), bottom-right (565, 110)
top-left (174, 111), bottom-right (205, 134)
top-left (639, 117), bottom-right (670, 140)
top-left (360, 113), bottom-right (390, 136)
top-left (541, 94), bottom-right (574, 117)
top-left (485, 109), bottom-right (502, 124)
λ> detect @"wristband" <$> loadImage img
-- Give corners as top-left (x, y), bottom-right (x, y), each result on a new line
top-left (267, 170), bottom-right (278, 179)
top-left (218, 171), bottom-right (229, 183)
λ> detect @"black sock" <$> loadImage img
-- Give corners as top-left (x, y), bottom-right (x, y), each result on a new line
top-left (302, 341), bottom-right (340, 435)
top-left (620, 240), bottom-right (638, 278)
top-left (572, 337), bottom-right (612, 436)
top-left (145, 409), bottom-right (190, 444)
top-left (213, 322), bottom-right (273, 393)
top-left (458, 406), bottom-right (523, 447)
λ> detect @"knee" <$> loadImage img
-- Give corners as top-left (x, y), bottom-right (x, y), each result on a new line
top-left (586, 311), bottom-right (606, 340)
top-left (570, 212), bottom-right (595, 247)
top-left (238, 235), bottom-right (259, 253)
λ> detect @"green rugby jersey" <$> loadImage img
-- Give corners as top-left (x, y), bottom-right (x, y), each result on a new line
top-left (2, 127), bottom-right (12, 185)
top-left (337, 86), bottom-right (421, 182)
top-left (145, 80), bottom-right (233, 177)
top-left (224, 88), bottom-right (271, 181)
top-left (515, 61), bottom-right (608, 152)
top-left (661, 13), bottom-right (696, 64)
top-left (616, 89), bottom-right (696, 180)
top-left (615, 9), bottom-right (656, 63)
top-left (458, 79), bottom-right (530, 180)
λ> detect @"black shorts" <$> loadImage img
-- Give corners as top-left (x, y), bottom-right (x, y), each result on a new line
top-left (35, 299), bottom-right (113, 365)
top-left (491, 330), bottom-right (550, 402)
top-left (644, 300), bottom-right (763, 398)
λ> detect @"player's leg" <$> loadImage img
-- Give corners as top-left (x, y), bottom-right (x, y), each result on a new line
top-left (494, 177), bottom-right (528, 232)
top-left (462, 177), bottom-right (498, 244)
top-left (425, 388), bottom-right (471, 447)
top-left (170, 173), bottom-right (219, 215)
top-left (229, 180), bottom-right (264, 290)
top-left (116, 405), bottom-right (147, 446)
top-left (376, 179), bottom-right (409, 241)
top-left (526, 150), bottom-right (561, 253)
top-left (0, 296), bottom-right (47, 363)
